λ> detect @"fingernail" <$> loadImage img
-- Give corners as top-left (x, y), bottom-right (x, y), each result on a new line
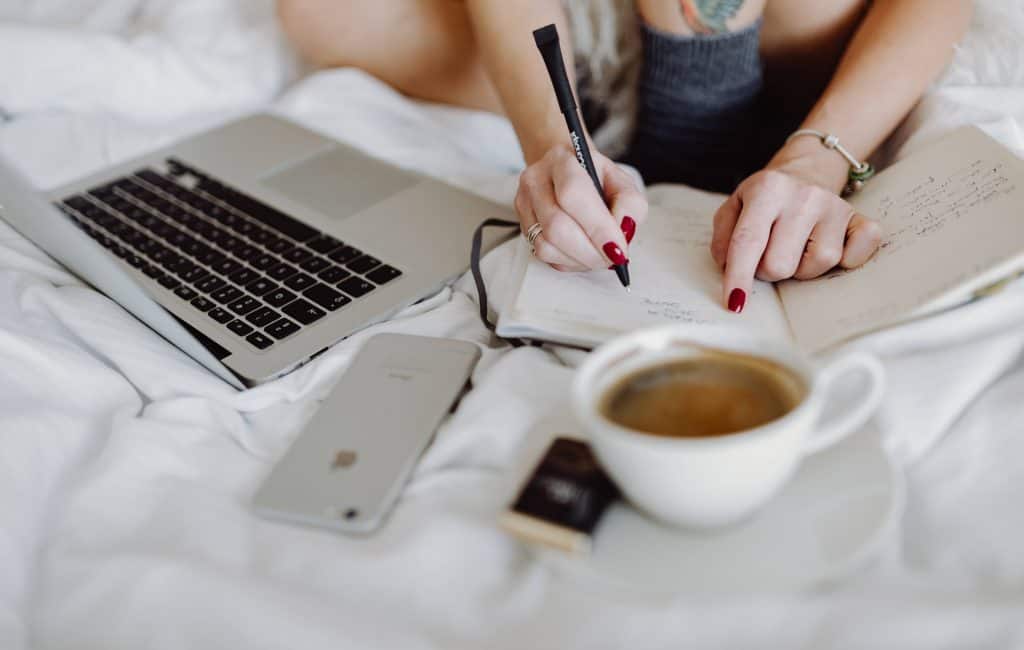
top-left (602, 242), bottom-right (628, 265)
top-left (728, 288), bottom-right (746, 313)
top-left (621, 216), bottom-right (637, 244)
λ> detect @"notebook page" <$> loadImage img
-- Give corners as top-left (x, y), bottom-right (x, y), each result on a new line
top-left (500, 187), bottom-right (791, 347)
top-left (778, 126), bottom-right (1024, 352)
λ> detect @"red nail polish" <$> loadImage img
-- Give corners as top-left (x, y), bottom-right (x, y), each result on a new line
top-left (621, 216), bottom-right (637, 244)
top-left (602, 242), bottom-right (628, 265)
top-left (728, 288), bottom-right (746, 313)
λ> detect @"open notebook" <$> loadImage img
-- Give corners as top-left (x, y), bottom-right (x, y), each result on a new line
top-left (497, 126), bottom-right (1024, 353)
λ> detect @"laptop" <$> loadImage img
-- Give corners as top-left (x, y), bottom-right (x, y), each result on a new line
top-left (0, 114), bottom-right (512, 387)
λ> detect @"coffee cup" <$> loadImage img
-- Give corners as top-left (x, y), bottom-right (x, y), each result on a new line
top-left (572, 325), bottom-right (886, 529)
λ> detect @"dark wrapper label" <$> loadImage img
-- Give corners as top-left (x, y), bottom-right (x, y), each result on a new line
top-left (500, 437), bottom-right (619, 554)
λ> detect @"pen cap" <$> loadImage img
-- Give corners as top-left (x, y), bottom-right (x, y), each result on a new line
top-left (533, 24), bottom-right (577, 113)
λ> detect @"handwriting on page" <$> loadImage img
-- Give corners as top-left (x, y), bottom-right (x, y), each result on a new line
top-left (876, 159), bottom-right (1014, 256)
top-left (817, 159), bottom-right (1016, 284)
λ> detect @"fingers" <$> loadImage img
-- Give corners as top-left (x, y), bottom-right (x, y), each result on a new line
top-left (516, 195), bottom-right (589, 271)
top-left (722, 192), bottom-right (777, 312)
top-left (718, 169), bottom-right (885, 312)
top-left (757, 208), bottom-right (817, 282)
top-left (793, 210), bottom-right (850, 280)
top-left (533, 236), bottom-right (588, 271)
top-left (602, 163), bottom-right (648, 244)
top-left (551, 150), bottom-right (630, 266)
top-left (533, 175), bottom-right (608, 269)
top-left (710, 194), bottom-right (741, 268)
top-left (840, 213), bottom-right (882, 268)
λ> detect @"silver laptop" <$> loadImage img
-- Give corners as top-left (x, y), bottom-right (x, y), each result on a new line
top-left (0, 114), bottom-right (511, 387)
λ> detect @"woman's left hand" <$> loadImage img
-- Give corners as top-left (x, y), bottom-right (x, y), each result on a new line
top-left (709, 156), bottom-right (883, 313)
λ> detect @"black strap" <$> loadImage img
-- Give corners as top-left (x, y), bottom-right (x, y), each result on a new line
top-left (470, 218), bottom-right (527, 347)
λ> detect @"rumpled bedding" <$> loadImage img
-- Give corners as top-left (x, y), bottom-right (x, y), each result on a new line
top-left (1, 2), bottom-right (1024, 648)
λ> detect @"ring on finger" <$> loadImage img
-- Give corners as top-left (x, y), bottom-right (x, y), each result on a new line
top-left (525, 223), bottom-right (544, 254)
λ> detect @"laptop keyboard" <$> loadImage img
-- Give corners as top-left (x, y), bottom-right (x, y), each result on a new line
top-left (55, 159), bottom-right (403, 352)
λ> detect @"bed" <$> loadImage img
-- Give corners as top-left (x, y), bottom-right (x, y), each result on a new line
top-left (2, 1), bottom-right (1024, 648)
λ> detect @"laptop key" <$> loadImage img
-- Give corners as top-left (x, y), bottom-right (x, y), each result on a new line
top-left (196, 249), bottom-right (226, 267)
top-left (264, 287), bottom-right (296, 308)
top-left (196, 275), bottom-right (227, 294)
top-left (319, 265), bottom-right (351, 284)
top-left (307, 235), bottom-right (343, 254)
top-left (212, 258), bottom-right (242, 276)
top-left (267, 263), bottom-right (299, 282)
top-left (169, 257), bottom-right (194, 274)
top-left (227, 319), bottom-right (254, 336)
top-left (338, 276), bottom-right (376, 298)
top-left (250, 227), bottom-right (274, 244)
top-left (210, 285), bottom-right (243, 304)
top-left (246, 277), bottom-right (278, 297)
top-left (180, 266), bottom-right (208, 283)
top-left (236, 244), bottom-right (262, 261)
top-left (283, 247), bottom-right (313, 264)
top-left (304, 284), bottom-right (352, 311)
top-left (174, 286), bottom-right (198, 301)
top-left (220, 235), bottom-right (244, 252)
top-left (283, 272), bottom-right (315, 292)
top-left (327, 245), bottom-right (362, 264)
top-left (265, 317), bottom-right (301, 340)
top-left (227, 296), bottom-right (259, 315)
top-left (245, 331), bottom-right (274, 350)
top-left (346, 254), bottom-right (381, 275)
top-left (245, 306), bottom-right (279, 327)
top-left (66, 195), bottom-right (91, 211)
top-left (191, 297), bottom-right (215, 312)
top-left (207, 307), bottom-right (234, 324)
top-left (251, 253), bottom-right (278, 271)
top-left (267, 239), bottom-right (293, 254)
top-left (142, 264), bottom-right (163, 279)
top-left (300, 256), bottom-right (331, 274)
top-left (226, 196), bottom-right (317, 243)
top-left (228, 267), bottom-right (260, 285)
top-left (157, 275), bottom-right (181, 290)
top-left (366, 264), bottom-right (403, 285)
top-left (282, 298), bottom-right (326, 325)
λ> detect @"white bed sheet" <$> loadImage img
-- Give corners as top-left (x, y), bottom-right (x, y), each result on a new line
top-left (2, 2), bottom-right (1024, 648)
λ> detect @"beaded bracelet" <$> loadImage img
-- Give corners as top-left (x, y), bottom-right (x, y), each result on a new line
top-left (785, 129), bottom-right (876, 197)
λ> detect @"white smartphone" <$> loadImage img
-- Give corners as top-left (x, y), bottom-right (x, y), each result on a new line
top-left (253, 333), bottom-right (480, 534)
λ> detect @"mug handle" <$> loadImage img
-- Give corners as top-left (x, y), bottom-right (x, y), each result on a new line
top-left (802, 352), bottom-right (886, 456)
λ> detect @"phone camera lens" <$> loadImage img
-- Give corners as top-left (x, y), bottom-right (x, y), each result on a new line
top-left (344, 508), bottom-right (358, 520)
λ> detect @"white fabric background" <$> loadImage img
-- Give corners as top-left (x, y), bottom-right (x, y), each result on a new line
top-left (1, 2), bottom-right (1024, 648)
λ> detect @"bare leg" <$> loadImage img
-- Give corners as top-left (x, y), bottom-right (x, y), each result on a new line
top-left (276, 0), bottom-right (502, 112)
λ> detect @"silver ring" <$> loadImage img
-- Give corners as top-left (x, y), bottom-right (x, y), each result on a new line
top-left (525, 223), bottom-right (543, 254)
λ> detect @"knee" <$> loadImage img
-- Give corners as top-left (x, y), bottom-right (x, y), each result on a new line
top-left (276, 0), bottom-right (351, 66)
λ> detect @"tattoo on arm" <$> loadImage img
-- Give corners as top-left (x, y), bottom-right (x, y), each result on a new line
top-left (680, 0), bottom-right (746, 35)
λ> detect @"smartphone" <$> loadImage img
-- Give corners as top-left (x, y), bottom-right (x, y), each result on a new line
top-left (253, 333), bottom-right (480, 534)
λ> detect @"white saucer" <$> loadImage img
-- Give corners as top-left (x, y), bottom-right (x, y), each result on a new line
top-left (527, 414), bottom-right (905, 596)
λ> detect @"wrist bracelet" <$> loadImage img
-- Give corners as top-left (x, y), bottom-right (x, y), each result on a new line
top-left (785, 129), bottom-right (876, 196)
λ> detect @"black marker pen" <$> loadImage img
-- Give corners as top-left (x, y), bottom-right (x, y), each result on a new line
top-left (533, 23), bottom-right (630, 291)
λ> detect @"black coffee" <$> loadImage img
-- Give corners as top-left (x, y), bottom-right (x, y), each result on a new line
top-left (600, 352), bottom-right (805, 438)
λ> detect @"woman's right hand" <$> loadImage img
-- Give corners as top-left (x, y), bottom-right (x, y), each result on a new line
top-left (514, 143), bottom-right (648, 272)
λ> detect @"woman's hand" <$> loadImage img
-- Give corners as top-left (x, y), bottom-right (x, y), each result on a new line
top-left (710, 152), bottom-right (882, 313)
top-left (514, 144), bottom-right (648, 272)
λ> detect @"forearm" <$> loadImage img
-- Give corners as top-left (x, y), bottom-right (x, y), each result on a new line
top-left (770, 0), bottom-right (973, 191)
top-left (463, 0), bottom-right (578, 164)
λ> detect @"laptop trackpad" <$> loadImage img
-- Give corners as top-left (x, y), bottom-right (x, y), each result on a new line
top-left (262, 146), bottom-right (418, 220)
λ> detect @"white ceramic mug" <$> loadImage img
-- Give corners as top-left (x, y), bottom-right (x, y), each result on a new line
top-left (572, 325), bottom-right (886, 530)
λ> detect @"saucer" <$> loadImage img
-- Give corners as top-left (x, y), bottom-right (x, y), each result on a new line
top-left (526, 413), bottom-right (905, 596)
